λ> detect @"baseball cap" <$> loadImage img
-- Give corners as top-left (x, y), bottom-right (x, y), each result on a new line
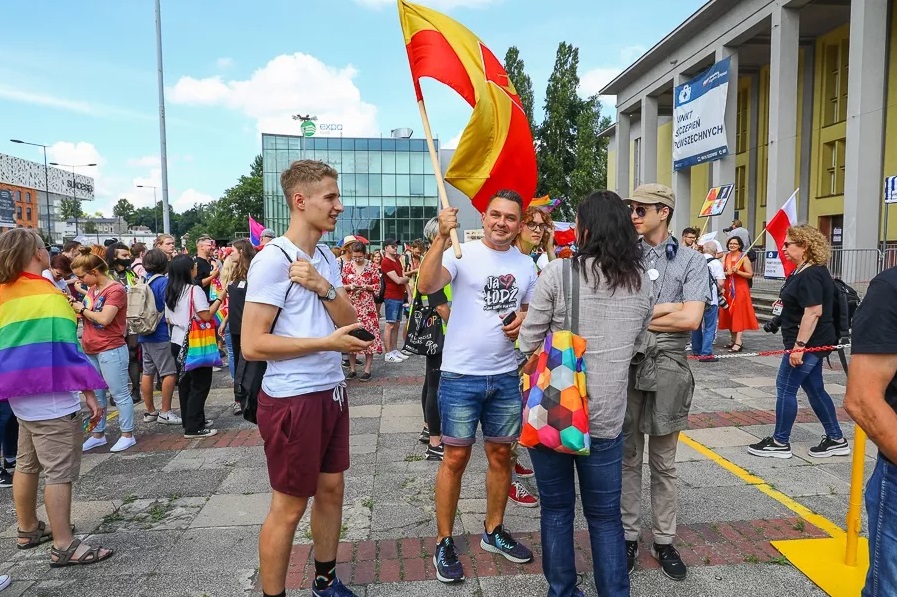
top-left (383, 238), bottom-right (398, 247)
top-left (261, 228), bottom-right (275, 239)
top-left (628, 183), bottom-right (675, 210)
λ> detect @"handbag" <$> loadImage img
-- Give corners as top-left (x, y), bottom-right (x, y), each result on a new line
top-left (519, 259), bottom-right (590, 456)
top-left (403, 292), bottom-right (444, 356)
top-left (178, 289), bottom-right (223, 379)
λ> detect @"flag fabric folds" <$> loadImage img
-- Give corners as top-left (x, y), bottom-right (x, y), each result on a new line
top-left (398, 0), bottom-right (537, 213)
top-left (530, 195), bottom-right (560, 213)
top-left (249, 215), bottom-right (266, 247)
top-left (767, 190), bottom-right (799, 277)
top-left (0, 273), bottom-right (108, 401)
top-left (554, 222), bottom-right (576, 247)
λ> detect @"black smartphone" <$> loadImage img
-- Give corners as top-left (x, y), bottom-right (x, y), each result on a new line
top-left (348, 328), bottom-right (376, 342)
top-left (501, 312), bottom-right (517, 326)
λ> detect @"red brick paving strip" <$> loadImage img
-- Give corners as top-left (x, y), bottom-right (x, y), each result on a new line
top-left (271, 518), bottom-right (828, 589)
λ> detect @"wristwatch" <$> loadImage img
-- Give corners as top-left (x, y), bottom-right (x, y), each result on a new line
top-left (79, 307), bottom-right (86, 316)
top-left (795, 340), bottom-right (807, 348)
top-left (319, 285), bottom-right (337, 302)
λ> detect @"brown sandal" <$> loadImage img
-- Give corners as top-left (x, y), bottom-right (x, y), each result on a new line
top-left (17, 520), bottom-right (51, 550)
top-left (50, 538), bottom-right (113, 568)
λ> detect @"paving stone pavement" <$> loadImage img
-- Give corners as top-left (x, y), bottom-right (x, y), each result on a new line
top-left (0, 330), bottom-right (863, 596)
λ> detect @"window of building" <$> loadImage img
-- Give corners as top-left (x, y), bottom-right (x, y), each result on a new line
top-left (632, 138), bottom-right (641, 189)
top-left (15, 191), bottom-right (21, 201)
top-left (736, 85), bottom-right (750, 154)
top-left (823, 39), bottom-right (849, 126)
top-left (25, 208), bottom-right (31, 220)
top-left (757, 69), bottom-right (770, 208)
top-left (821, 139), bottom-right (846, 196)
top-left (25, 192), bottom-right (31, 203)
top-left (735, 165), bottom-right (747, 211)
top-left (16, 207), bottom-right (22, 220)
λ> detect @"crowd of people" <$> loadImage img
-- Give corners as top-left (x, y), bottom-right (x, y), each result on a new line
top-left (0, 160), bottom-right (896, 597)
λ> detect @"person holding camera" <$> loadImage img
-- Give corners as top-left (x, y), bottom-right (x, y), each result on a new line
top-left (748, 225), bottom-right (849, 459)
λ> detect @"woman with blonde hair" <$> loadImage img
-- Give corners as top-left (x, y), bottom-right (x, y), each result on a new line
top-left (155, 234), bottom-right (176, 260)
top-left (70, 248), bottom-right (138, 453)
top-left (748, 225), bottom-right (849, 459)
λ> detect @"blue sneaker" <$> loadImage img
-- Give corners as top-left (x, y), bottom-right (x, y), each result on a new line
top-left (312, 577), bottom-right (358, 597)
top-left (433, 537), bottom-right (465, 583)
top-left (480, 523), bottom-right (533, 563)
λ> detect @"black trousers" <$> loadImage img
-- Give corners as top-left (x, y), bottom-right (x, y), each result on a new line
top-left (171, 343), bottom-right (213, 433)
top-left (420, 353), bottom-right (443, 437)
top-left (231, 333), bottom-right (247, 405)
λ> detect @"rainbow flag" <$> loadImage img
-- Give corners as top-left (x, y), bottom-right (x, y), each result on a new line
top-left (210, 278), bottom-right (228, 327)
top-left (530, 195), bottom-right (560, 213)
top-left (0, 273), bottom-right (107, 401)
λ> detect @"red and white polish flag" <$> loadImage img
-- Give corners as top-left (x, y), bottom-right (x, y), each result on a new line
top-left (553, 222), bottom-right (576, 247)
top-left (766, 190), bottom-right (799, 277)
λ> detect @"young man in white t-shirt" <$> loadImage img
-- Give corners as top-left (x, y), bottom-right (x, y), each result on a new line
top-left (242, 160), bottom-right (371, 597)
top-left (417, 190), bottom-right (538, 583)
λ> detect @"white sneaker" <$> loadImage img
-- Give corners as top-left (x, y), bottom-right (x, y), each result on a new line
top-left (157, 411), bottom-right (182, 425)
top-left (385, 353), bottom-right (403, 363)
top-left (395, 351), bottom-right (410, 361)
top-left (82, 436), bottom-right (107, 452)
top-left (110, 436), bottom-right (137, 453)
top-left (143, 410), bottom-right (159, 423)
top-left (0, 574), bottom-right (10, 591)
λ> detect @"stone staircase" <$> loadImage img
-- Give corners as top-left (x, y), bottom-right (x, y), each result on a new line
top-left (749, 281), bottom-right (782, 325)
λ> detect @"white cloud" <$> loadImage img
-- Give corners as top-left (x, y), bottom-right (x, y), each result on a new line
top-left (216, 57), bottom-right (234, 70)
top-left (355, 0), bottom-right (498, 8)
top-left (0, 86), bottom-right (92, 114)
top-left (442, 130), bottom-right (463, 150)
top-left (580, 46), bottom-right (648, 106)
top-left (619, 45), bottom-right (647, 65)
top-left (173, 189), bottom-right (216, 213)
top-left (168, 53), bottom-right (379, 136)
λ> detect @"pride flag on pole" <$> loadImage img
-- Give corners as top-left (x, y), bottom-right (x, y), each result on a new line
top-left (249, 215), bottom-right (266, 247)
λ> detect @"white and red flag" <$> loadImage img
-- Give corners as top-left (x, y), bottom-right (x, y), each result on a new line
top-left (766, 189), bottom-right (799, 277)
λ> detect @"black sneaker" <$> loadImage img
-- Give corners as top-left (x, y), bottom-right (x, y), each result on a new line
top-left (426, 444), bottom-right (444, 461)
top-left (0, 468), bottom-right (12, 489)
top-left (626, 540), bottom-right (638, 574)
top-left (747, 436), bottom-right (792, 459)
top-left (184, 428), bottom-right (218, 439)
top-left (808, 436), bottom-right (850, 458)
top-left (433, 537), bottom-right (464, 583)
top-left (651, 543), bottom-right (687, 581)
top-left (480, 524), bottom-right (533, 563)
top-left (418, 427), bottom-right (430, 444)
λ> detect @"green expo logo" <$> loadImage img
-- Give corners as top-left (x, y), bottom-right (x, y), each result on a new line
top-left (301, 120), bottom-right (317, 137)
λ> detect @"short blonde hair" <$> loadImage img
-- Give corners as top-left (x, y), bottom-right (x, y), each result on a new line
top-left (0, 229), bottom-right (42, 283)
top-left (280, 160), bottom-right (339, 206)
top-left (787, 225), bottom-right (831, 265)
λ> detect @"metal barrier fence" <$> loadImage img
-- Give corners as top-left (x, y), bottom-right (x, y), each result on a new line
top-left (752, 247), bottom-right (894, 296)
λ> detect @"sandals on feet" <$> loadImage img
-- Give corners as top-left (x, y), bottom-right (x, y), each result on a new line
top-left (17, 520), bottom-right (51, 550)
top-left (729, 343), bottom-right (743, 353)
top-left (50, 538), bottom-right (113, 568)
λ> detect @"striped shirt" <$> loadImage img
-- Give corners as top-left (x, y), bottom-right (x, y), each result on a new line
top-left (641, 236), bottom-right (710, 305)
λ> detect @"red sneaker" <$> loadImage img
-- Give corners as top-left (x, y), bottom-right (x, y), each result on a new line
top-left (514, 462), bottom-right (534, 479)
top-left (508, 481), bottom-right (539, 507)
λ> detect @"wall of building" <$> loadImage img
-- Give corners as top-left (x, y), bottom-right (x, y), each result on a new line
top-left (883, 1), bottom-right (897, 242)
top-left (0, 183), bottom-right (40, 233)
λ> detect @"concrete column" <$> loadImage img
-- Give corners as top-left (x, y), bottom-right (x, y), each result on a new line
top-left (640, 95), bottom-right (659, 185)
top-left (765, 4), bottom-right (800, 246)
top-left (843, 0), bottom-right (888, 253)
top-left (799, 43), bottom-right (815, 225)
top-left (671, 73), bottom-right (692, 235)
top-left (747, 72), bottom-right (760, 236)
top-left (712, 46), bottom-right (738, 233)
top-left (616, 112), bottom-right (631, 198)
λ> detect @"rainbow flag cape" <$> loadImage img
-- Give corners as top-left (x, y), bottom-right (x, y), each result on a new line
top-left (0, 273), bottom-right (107, 401)
top-left (210, 278), bottom-right (228, 326)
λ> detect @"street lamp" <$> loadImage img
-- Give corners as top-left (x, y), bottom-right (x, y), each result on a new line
top-left (10, 139), bottom-right (51, 240)
top-left (49, 162), bottom-right (97, 236)
top-left (136, 184), bottom-right (158, 232)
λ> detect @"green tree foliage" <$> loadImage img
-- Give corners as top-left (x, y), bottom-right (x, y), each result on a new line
top-left (183, 155), bottom-right (264, 241)
top-left (112, 198), bottom-right (135, 223)
top-left (59, 197), bottom-right (85, 220)
top-left (82, 220), bottom-right (98, 234)
top-left (566, 96), bottom-right (613, 221)
top-left (503, 46), bottom-right (536, 132)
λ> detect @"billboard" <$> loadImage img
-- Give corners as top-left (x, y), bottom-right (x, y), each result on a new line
top-left (0, 189), bottom-right (14, 227)
top-left (673, 57), bottom-right (731, 171)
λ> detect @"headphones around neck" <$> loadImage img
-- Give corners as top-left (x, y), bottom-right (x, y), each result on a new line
top-left (665, 235), bottom-right (679, 261)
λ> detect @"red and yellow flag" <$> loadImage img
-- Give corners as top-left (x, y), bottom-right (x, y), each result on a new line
top-left (398, 0), bottom-right (537, 213)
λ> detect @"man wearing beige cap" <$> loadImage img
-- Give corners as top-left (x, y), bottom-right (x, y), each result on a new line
top-left (622, 183), bottom-right (708, 581)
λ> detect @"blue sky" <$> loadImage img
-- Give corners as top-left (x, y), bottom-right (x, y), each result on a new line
top-left (0, 0), bottom-right (704, 218)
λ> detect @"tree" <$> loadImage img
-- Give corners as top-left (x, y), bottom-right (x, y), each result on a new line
top-left (59, 198), bottom-right (86, 220)
top-left (113, 198), bottom-right (135, 224)
top-left (537, 42), bottom-right (583, 210)
top-left (184, 154), bottom-right (264, 240)
top-left (566, 96), bottom-right (613, 221)
top-left (503, 46), bottom-right (536, 132)
top-left (82, 220), bottom-right (98, 234)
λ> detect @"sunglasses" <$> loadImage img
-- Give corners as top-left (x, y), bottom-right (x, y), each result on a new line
top-left (629, 204), bottom-right (663, 218)
top-left (525, 222), bottom-right (548, 232)
top-left (783, 241), bottom-right (797, 248)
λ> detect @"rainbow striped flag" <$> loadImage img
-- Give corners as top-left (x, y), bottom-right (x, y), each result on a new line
top-left (0, 273), bottom-right (107, 401)
top-left (530, 195), bottom-right (560, 213)
top-left (210, 278), bottom-right (228, 327)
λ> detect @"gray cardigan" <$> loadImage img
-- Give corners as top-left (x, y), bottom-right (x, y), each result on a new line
top-left (519, 258), bottom-right (654, 439)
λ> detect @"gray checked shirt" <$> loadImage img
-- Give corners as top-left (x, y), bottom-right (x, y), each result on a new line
top-left (641, 236), bottom-right (710, 305)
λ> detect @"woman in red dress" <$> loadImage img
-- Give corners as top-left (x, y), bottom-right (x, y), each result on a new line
top-left (341, 242), bottom-right (384, 381)
top-left (718, 236), bottom-right (759, 352)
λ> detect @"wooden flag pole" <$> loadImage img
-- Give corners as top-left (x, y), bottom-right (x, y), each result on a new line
top-left (698, 217), bottom-right (710, 237)
top-left (732, 227), bottom-right (769, 271)
top-left (417, 99), bottom-right (463, 258)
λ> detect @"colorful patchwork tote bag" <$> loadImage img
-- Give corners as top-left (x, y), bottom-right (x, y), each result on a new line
top-left (178, 288), bottom-right (223, 379)
top-left (520, 259), bottom-right (590, 456)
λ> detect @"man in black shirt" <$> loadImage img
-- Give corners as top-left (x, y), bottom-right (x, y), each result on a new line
top-left (844, 265), bottom-right (897, 596)
top-left (193, 235), bottom-right (219, 300)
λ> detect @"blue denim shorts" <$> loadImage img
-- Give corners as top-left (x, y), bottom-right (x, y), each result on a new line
top-left (384, 298), bottom-right (404, 323)
top-left (438, 371), bottom-right (522, 446)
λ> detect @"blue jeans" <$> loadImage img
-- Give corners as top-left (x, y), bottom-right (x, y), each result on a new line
top-left (0, 401), bottom-right (18, 465)
top-left (773, 352), bottom-right (843, 444)
top-left (864, 456), bottom-right (897, 596)
top-left (437, 371), bottom-right (521, 445)
top-left (691, 305), bottom-right (718, 356)
top-left (224, 323), bottom-right (235, 380)
top-left (529, 434), bottom-right (629, 597)
top-left (384, 298), bottom-right (404, 323)
top-left (87, 344), bottom-right (135, 434)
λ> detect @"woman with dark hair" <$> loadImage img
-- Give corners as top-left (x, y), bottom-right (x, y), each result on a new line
top-left (42, 254), bottom-right (72, 294)
top-left (222, 239), bottom-right (257, 415)
top-left (718, 235), bottom-right (759, 352)
top-left (341, 241), bottom-right (383, 381)
top-left (519, 190), bottom-right (654, 597)
top-left (165, 254), bottom-right (226, 438)
top-left (138, 249), bottom-right (181, 425)
top-left (105, 241), bottom-right (142, 402)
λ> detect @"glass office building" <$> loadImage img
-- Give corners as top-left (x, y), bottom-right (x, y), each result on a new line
top-left (262, 134), bottom-right (440, 246)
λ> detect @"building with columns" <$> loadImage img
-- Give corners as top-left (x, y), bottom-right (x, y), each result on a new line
top-left (601, 0), bottom-right (893, 259)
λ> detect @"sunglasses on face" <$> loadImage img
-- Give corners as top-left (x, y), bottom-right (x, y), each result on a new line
top-left (525, 222), bottom-right (548, 232)
top-left (783, 241), bottom-right (796, 248)
top-left (629, 204), bottom-right (662, 218)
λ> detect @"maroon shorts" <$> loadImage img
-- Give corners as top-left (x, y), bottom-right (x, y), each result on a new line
top-left (257, 386), bottom-right (350, 498)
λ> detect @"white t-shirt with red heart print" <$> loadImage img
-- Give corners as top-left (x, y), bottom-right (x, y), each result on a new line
top-left (441, 240), bottom-right (538, 375)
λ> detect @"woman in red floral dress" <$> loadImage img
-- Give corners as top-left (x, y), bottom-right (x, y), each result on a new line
top-left (341, 242), bottom-right (384, 381)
